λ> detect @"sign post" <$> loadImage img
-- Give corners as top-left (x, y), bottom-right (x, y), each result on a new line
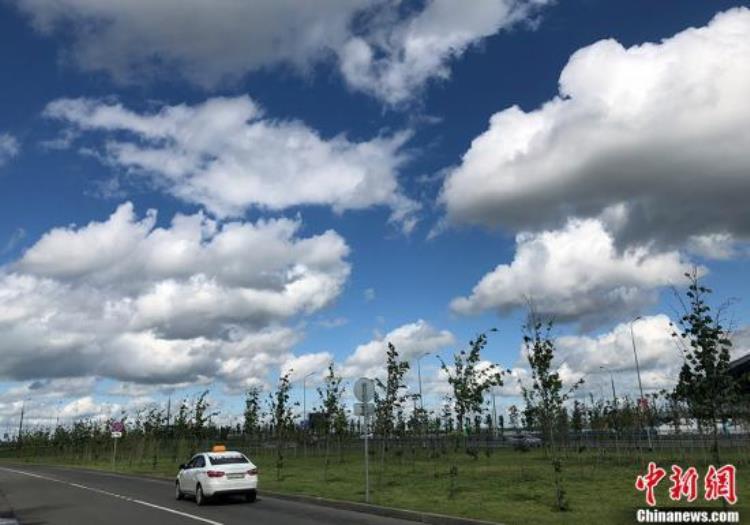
top-left (353, 377), bottom-right (375, 503)
top-left (110, 421), bottom-right (124, 470)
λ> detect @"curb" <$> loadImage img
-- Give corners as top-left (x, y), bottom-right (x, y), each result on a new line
top-left (260, 489), bottom-right (502, 525)
top-left (1, 463), bottom-right (501, 525)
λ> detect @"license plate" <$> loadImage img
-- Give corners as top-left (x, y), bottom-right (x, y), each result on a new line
top-left (227, 473), bottom-right (244, 479)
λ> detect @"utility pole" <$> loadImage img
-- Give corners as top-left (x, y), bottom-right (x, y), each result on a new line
top-left (302, 372), bottom-right (315, 426)
top-left (17, 400), bottom-right (25, 446)
top-left (416, 352), bottom-right (430, 411)
top-left (301, 372), bottom-right (314, 459)
top-left (600, 366), bottom-right (617, 407)
top-left (630, 317), bottom-right (653, 450)
top-left (166, 395), bottom-right (172, 429)
top-left (491, 389), bottom-right (498, 439)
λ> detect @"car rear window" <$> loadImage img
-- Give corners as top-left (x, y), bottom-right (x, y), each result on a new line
top-left (208, 455), bottom-right (249, 465)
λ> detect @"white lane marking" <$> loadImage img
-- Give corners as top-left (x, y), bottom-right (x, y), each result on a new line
top-left (0, 467), bottom-right (223, 525)
top-left (35, 465), bottom-right (169, 485)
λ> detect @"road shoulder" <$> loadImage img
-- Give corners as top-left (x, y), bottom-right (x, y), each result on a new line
top-left (0, 463), bottom-right (501, 525)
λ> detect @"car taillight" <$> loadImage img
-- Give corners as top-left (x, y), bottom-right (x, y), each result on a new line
top-left (206, 470), bottom-right (225, 478)
top-left (247, 468), bottom-right (258, 476)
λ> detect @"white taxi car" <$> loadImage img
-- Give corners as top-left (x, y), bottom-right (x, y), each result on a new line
top-left (175, 446), bottom-right (258, 505)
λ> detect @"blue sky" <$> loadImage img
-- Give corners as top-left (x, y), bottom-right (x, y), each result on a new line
top-left (1, 0), bottom-right (749, 429)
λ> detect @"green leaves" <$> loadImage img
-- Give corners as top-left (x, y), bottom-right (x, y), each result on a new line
top-left (374, 342), bottom-right (410, 440)
top-left (440, 331), bottom-right (506, 432)
top-left (521, 315), bottom-right (580, 432)
top-left (672, 270), bottom-right (737, 432)
top-left (269, 371), bottom-right (297, 438)
top-left (521, 313), bottom-right (578, 511)
top-left (317, 362), bottom-right (346, 436)
top-left (243, 387), bottom-right (261, 436)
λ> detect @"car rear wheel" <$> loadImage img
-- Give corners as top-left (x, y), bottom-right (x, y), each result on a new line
top-left (175, 481), bottom-right (184, 500)
top-left (245, 490), bottom-right (257, 503)
top-left (195, 484), bottom-right (206, 506)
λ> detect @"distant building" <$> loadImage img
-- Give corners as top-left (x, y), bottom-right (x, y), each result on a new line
top-left (728, 353), bottom-right (750, 395)
top-left (306, 411), bottom-right (326, 432)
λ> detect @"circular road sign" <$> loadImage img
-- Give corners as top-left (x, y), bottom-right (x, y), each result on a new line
top-left (353, 377), bottom-right (375, 403)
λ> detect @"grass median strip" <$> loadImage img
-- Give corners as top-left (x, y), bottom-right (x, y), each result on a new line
top-left (3, 445), bottom-right (747, 525)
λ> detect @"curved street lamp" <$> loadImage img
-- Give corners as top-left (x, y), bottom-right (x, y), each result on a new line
top-left (599, 365), bottom-right (617, 407)
top-left (630, 316), bottom-right (653, 450)
top-left (416, 352), bottom-right (431, 411)
top-left (302, 372), bottom-right (315, 426)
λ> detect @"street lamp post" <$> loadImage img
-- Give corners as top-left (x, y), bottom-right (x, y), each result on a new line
top-left (17, 399), bottom-right (25, 445)
top-left (302, 372), bottom-right (315, 426)
top-left (301, 371), bottom-right (315, 459)
top-left (416, 352), bottom-right (430, 411)
top-left (599, 366), bottom-right (617, 407)
top-left (630, 317), bottom-right (653, 450)
top-left (491, 388), bottom-right (498, 439)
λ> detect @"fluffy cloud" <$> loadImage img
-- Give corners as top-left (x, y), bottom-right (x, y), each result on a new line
top-left (482, 316), bottom-right (685, 403)
top-left (0, 133), bottom-right (19, 166)
top-left (15, 0), bottom-right (369, 88)
top-left (44, 96), bottom-right (418, 229)
top-left (16, 0), bottom-right (546, 103)
top-left (553, 315), bottom-right (685, 394)
top-left (341, 320), bottom-right (455, 380)
top-left (0, 202), bottom-right (350, 389)
top-left (451, 218), bottom-right (693, 327)
top-left (338, 0), bottom-right (548, 105)
top-left (0, 377), bottom-right (97, 404)
top-left (441, 8), bottom-right (750, 249)
top-left (57, 396), bottom-right (119, 420)
top-left (0, 378), bottom-right (104, 428)
top-left (106, 382), bottom-right (165, 399)
top-left (686, 233), bottom-right (739, 261)
top-left (280, 352), bottom-right (335, 382)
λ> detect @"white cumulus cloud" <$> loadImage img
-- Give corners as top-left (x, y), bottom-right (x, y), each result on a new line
top-left (553, 315), bottom-right (685, 395)
top-left (280, 352), bottom-right (335, 383)
top-left (16, 0), bottom-right (547, 104)
top-left (15, 0), bottom-right (370, 88)
top-left (341, 320), bottom-right (455, 380)
top-left (451, 218), bottom-right (694, 328)
top-left (44, 96), bottom-right (419, 230)
top-left (0, 202), bottom-right (350, 390)
top-left (441, 8), bottom-right (750, 249)
top-left (338, 0), bottom-right (549, 105)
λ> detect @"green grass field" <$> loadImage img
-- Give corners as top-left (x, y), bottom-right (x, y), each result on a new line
top-left (3, 444), bottom-right (747, 524)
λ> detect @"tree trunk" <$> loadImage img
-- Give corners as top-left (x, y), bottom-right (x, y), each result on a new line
top-left (324, 433), bottom-right (330, 482)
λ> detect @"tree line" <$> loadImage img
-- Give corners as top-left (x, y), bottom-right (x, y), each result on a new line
top-left (3, 272), bottom-right (747, 512)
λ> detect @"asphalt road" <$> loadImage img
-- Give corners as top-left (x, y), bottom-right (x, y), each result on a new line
top-left (0, 464), bottom-right (416, 525)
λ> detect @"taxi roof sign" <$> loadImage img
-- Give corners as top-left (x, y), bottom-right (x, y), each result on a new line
top-left (211, 444), bottom-right (227, 452)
